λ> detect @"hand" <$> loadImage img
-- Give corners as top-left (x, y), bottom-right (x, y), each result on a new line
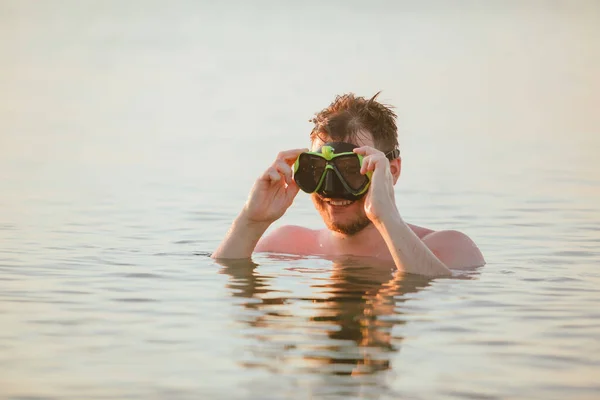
top-left (242, 148), bottom-right (308, 225)
top-left (354, 146), bottom-right (398, 223)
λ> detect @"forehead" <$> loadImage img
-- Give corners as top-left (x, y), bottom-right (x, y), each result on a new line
top-left (310, 130), bottom-right (375, 151)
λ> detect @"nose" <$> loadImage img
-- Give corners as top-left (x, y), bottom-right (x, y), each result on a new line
top-left (322, 169), bottom-right (336, 195)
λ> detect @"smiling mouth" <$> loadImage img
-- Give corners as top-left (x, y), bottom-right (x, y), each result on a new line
top-left (323, 198), bottom-right (354, 207)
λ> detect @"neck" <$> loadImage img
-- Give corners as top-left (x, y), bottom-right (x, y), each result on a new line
top-left (323, 223), bottom-right (388, 257)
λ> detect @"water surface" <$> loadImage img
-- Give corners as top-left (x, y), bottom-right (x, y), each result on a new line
top-left (1, 1), bottom-right (600, 399)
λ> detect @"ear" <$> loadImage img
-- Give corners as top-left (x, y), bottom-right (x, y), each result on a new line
top-left (390, 156), bottom-right (402, 184)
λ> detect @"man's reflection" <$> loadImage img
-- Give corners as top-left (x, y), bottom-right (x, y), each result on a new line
top-left (217, 255), bottom-right (435, 379)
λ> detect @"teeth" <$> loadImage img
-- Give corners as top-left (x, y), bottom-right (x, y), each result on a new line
top-left (328, 200), bottom-right (352, 206)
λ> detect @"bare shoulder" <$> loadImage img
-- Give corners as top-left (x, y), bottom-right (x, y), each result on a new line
top-left (406, 223), bottom-right (436, 239)
top-left (421, 229), bottom-right (486, 270)
top-left (255, 225), bottom-right (320, 255)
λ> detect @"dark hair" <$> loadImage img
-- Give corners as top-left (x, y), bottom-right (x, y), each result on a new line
top-left (309, 92), bottom-right (399, 152)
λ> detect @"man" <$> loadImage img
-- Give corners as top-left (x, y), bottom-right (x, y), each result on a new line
top-left (212, 93), bottom-right (485, 277)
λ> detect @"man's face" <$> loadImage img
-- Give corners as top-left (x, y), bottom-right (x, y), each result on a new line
top-left (310, 132), bottom-right (375, 236)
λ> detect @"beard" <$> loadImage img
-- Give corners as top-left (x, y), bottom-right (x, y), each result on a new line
top-left (312, 194), bottom-right (372, 236)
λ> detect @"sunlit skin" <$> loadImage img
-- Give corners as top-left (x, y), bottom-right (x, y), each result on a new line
top-left (212, 131), bottom-right (485, 277)
top-left (309, 135), bottom-right (402, 245)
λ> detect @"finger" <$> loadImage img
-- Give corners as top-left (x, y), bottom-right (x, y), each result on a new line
top-left (364, 157), bottom-right (378, 174)
top-left (260, 167), bottom-right (282, 183)
top-left (361, 154), bottom-right (387, 174)
top-left (273, 160), bottom-right (293, 185)
top-left (277, 148), bottom-right (310, 165)
top-left (353, 146), bottom-right (384, 156)
top-left (285, 178), bottom-right (300, 199)
top-left (360, 156), bottom-right (369, 175)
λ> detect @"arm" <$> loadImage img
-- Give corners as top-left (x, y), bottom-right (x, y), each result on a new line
top-left (374, 214), bottom-right (485, 276)
top-left (374, 212), bottom-right (453, 277)
top-left (355, 146), bottom-right (484, 277)
top-left (214, 222), bottom-right (314, 259)
top-left (211, 212), bottom-right (271, 259)
top-left (211, 148), bottom-right (307, 260)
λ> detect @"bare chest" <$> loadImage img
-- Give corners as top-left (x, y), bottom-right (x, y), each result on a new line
top-left (307, 231), bottom-right (394, 260)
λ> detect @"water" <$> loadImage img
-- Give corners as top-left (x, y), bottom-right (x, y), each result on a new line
top-left (1, 1), bottom-right (600, 399)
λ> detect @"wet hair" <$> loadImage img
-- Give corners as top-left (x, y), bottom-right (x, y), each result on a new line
top-left (309, 92), bottom-right (399, 152)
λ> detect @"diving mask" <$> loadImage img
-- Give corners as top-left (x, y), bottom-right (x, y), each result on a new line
top-left (293, 142), bottom-right (399, 201)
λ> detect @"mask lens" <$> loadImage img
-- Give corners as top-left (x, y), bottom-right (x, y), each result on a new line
top-left (333, 155), bottom-right (368, 191)
top-left (295, 154), bottom-right (327, 192)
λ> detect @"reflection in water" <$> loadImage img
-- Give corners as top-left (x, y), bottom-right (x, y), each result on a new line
top-left (218, 256), bottom-right (445, 394)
